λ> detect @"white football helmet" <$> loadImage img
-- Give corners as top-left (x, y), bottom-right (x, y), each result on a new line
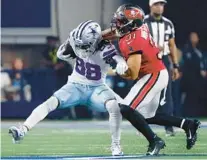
top-left (73, 20), bottom-right (102, 57)
top-left (74, 20), bottom-right (102, 58)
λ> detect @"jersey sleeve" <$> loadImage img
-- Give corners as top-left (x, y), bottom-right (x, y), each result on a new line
top-left (126, 32), bottom-right (146, 56)
top-left (168, 20), bottom-right (175, 39)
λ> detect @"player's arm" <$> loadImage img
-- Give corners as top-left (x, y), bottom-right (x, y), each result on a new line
top-left (168, 22), bottom-right (178, 65)
top-left (169, 38), bottom-right (178, 66)
top-left (121, 53), bottom-right (141, 80)
top-left (168, 21), bottom-right (180, 80)
top-left (57, 38), bottom-right (76, 61)
top-left (102, 28), bottom-right (120, 40)
top-left (169, 38), bottom-right (180, 80)
top-left (119, 31), bottom-right (143, 80)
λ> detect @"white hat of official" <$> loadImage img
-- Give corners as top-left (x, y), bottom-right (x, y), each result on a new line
top-left (149, 0), bottom-right (167, 6)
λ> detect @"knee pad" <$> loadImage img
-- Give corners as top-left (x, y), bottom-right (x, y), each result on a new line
top-left (105, 99), bottom-right (120, 114)
top-left (44, 96), bottom-right (59, 112)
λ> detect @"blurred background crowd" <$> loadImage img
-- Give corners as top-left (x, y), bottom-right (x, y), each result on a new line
top-left (1, 0), bottom-right (207, 119)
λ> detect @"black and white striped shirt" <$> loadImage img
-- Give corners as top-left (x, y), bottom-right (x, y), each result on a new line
top-left (144, 15), bottom-right (175, 56)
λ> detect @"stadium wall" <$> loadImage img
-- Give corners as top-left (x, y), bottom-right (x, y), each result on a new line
top-left (57, 0), bottom-right (120, 43)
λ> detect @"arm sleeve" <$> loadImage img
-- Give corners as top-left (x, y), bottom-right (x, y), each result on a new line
top-left (127, 35), bottom-right (145, 56)
top-left (169, 21), bottom-right (175, 39)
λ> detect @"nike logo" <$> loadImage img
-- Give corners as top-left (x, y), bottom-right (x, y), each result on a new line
top-left (160, 100), bottom-right (166, 106)
top-left (188, 130), bottom-right (192, 139)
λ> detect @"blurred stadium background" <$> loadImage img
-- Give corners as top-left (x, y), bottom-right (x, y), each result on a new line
top-left (1, 0), bottom-right (207, 159)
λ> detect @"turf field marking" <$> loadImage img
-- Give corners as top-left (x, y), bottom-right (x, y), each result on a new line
top-left (2, 154), bottom-right (207, 160)
top-left (1, 155), bottom-right (148, 160)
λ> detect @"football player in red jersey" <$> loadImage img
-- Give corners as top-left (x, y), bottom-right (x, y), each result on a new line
top-left (105, 4), bottom-right (201, 154)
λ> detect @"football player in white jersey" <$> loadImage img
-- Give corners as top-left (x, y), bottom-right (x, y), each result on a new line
top-left (8, 20), bottom-right (128, 156)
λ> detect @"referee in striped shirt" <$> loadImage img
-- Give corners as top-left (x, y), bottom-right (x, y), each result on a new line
top-left (144, 0), bottom-right (180, 136)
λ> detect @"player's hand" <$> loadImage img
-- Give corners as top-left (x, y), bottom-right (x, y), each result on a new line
top-left (172, 68), bottom-right (180, 81)
top-left (116, 62), bottom-right (128, 75)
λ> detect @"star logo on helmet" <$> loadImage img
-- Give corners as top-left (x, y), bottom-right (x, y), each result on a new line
top-left (89, 26), bottom-right (97, 37)
top-left (91, 28), bottom-right (97, 34)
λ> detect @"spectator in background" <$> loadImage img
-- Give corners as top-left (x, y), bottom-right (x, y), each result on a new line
top-left (7, 58), bottom-right (31, 101)
top-left (182, 32), bottom-right (206, 87)
top-left (42, 36), bottom-right (72, 89)
top-left (182, 32), bottom-right (207, 114)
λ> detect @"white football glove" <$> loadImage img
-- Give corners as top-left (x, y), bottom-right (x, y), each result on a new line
top-left (116, 61), bottom-right (128, 75)
top-left (112, 55), bottom-right (128, 75)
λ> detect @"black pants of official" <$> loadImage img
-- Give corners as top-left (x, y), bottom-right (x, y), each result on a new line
top-left (157, 55), bottom-right (174, 129)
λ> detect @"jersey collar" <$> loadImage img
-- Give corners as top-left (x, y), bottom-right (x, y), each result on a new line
top-left (148, 15), bottom-right (164, 22)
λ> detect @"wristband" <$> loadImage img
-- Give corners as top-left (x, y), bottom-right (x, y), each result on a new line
top-left (173, 63), bottom-right (180, 69)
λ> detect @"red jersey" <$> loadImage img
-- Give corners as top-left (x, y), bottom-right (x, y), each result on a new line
top-left (119, 24), bottom-right (165, 78)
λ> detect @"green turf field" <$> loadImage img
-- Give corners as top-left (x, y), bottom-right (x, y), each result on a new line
top-left (1, 125), bottom-right (207, 159)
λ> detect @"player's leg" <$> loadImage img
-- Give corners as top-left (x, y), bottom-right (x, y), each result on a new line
top-left (146, 107), bottom-right (201, 149)
top-left (9, 96), bottom-right (59, 143)
top-left (119, 104), bottom-right (165, 156)
top-left (134, 70), bottom-right (200, 149)
top-left (106, 100), bottom-right (123, 156)
top-left (88, 85), bottom-right (122, 156)
top-left (9, 82), bottom-right (81, 143)
top-left (121, 72), bottom-right (166, 155)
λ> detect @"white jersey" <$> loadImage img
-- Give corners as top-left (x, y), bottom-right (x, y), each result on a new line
top-left (57, 30), bottom-right (119, 86)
